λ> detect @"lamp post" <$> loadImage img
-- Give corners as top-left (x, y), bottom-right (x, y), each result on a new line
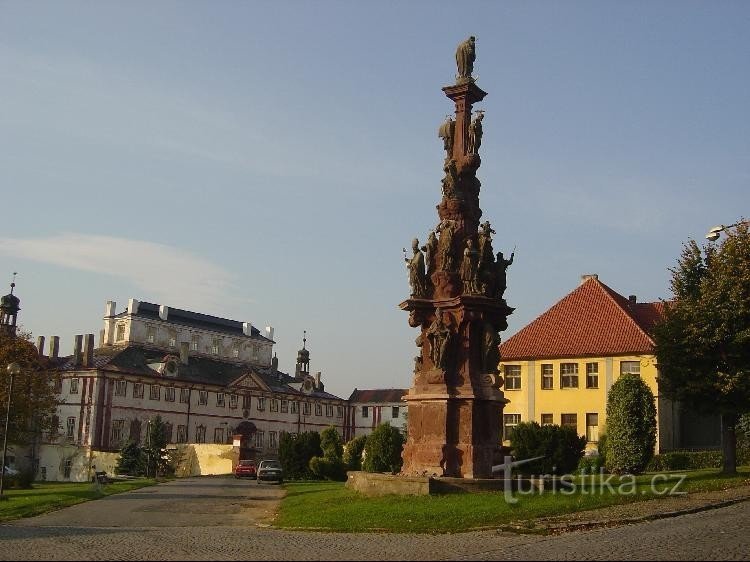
top-left (1, 362), bottom-right (20, 500)
top-left (705, 220), bottom-right (749, 241)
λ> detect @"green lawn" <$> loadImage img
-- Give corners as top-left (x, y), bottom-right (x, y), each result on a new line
top-left (274, 468), bottom-right (750, 533)
top-left (0, 479), bottom-right (156, 522)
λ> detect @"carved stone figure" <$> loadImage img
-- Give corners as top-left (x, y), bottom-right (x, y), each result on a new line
top-left (438, 116), bottom-right (455, 158)
top-left (436, 220), bottom-right (456, 272)
top-left (495, 250), bottom-right (515, 299)
top-left (468, 111), bottom-right (484, 154)
top-left (405, 238), bottom-right (427, 298)
top-left (426, 309), bottom-right (451, 370)
top-left (478, 221), bottom-right (495, 267)
top-left (460, 238), bottom-right (480, 294)
top-left (481, 321), bottom-right (501, 374)
top-left (441, 158), bottom-right (459, 198)
top-left (455, 36), bottom-right (476, 81)
top-left (421, 231), bottom-right (439, 278)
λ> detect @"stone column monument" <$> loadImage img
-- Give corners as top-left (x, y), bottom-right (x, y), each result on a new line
top-left (400, 37), bottom-right (514, 479)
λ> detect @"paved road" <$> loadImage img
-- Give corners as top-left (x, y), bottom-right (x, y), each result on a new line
top-left (1, 477), bottom-right (748, 560)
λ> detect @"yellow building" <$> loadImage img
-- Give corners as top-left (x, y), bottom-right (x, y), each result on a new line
top-left (499, 274), bottom-right (720, 453)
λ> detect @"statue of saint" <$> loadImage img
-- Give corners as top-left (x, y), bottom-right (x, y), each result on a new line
top-left (441, 159), bottom-right (459, 199)
top-left (460, 238), bottom-right (480, 294)
top-left (438, 116), bottom-right (455, 158)
top-left (405, 238), bottom-right (427, 298)
top-left (436, 220), bottom-right (456, 272)
top-left (426, 309), bottom-right (451, 370)
top-left (421, 231), bottom-right (439, 278)
top-left (495, 250), bottom-right (515, 299)
top-left (468, 111), bottom-right (484, 154)
top-left (455, 36), bottom-right (476, 81)
top-left (481, 322), bottom-right (501, 374)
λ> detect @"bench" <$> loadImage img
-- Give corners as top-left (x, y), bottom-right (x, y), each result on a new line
top-left (93, 471), bottom-right (110, 484)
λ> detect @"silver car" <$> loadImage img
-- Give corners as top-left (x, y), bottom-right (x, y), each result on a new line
top-left (256, 459), bottom-right (283, 484)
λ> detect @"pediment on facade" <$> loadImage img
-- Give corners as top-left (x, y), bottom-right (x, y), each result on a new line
top-left (228, 372), bottom-right (270, 391)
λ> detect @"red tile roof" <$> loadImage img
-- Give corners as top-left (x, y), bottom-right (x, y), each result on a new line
top-left (500, 277), bottom-right (665, 360)
top-left (348, 388), bottom-right (408, 403)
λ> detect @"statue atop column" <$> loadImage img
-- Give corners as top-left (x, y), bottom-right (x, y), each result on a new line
top-left (438, 116), bottom-right (455, 159)
top-left (405, 238), bottom-right (427, 298)
top-left (467, 111), bottom-right (484, 154)
top-left (455, 36), bottom-right (476, 83)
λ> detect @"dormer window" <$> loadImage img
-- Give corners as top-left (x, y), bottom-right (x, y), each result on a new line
top-left (233, 345), bottom-right (240, 358)
top-left (146, 326), bottom-right (156, 344)
top-left (116, 324), bottom-right (126, 342)
top-left (169, 336), bottom-right (176, 348)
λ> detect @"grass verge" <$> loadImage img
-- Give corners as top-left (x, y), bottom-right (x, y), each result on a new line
top-left (0, 479), bottom-right (156, 523)
top-left (274, 468), bottom-right (750, 533)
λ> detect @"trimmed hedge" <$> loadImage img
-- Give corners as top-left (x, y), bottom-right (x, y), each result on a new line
top-left (363, 423), bottom-right (404, 474)
top-left (510, 422), bottom-right (586, 475)
top-left (647, 449), bottom-right (750, 472)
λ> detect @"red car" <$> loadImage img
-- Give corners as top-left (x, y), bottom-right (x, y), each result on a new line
top-left (234, 460), bottom-right (257, 479)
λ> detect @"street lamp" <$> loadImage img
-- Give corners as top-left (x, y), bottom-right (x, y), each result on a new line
top-left (705, 221), bottom-right (749, 241)
top-left (1, 362), bottom-right (20, 500)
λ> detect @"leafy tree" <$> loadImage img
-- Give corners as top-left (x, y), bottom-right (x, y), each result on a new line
top-left (0, 331), bottom-right (62, 448)
top-left (653, 223), bottom-right (750, 474)
top-left (309, 426), bottom-right (346, 481)
top-left (143, 415), bottom-right (170, 477)
top-left (509, 422), bottom-right (586, 475)
top-left (319, 426), bottom-right (344, 459)
top-left (115, 441), bottom-right (145, 476)
top-left (343, 435), bottom-right (367, 471)
top-left (363, 424), bottom-right (404, 474)
top-left (604, 374), bottom-right (657, 474)
top-left (279, 431), bottom-right (322, 480)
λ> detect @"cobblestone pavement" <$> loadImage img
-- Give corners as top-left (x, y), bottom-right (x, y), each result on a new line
top-left (1, 478), bottom-right (748, 560)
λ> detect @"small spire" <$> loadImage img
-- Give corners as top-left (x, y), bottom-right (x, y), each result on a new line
top-left (10, 272), bottom-right (17, 294)
top-left (303, 330), bottom-right (307, 350)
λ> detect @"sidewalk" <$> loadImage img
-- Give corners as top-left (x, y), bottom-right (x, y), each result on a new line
top-left (507, 484), bottom-right (750, 534)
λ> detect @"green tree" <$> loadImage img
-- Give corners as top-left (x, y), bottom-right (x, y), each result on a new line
top-left (604, 374), bottom-right (657, 474)
top-left (343, 435), bottom-right (367, 471)
top-left (653, 223), bottom-right (750, 474)
top-left (309, 426), bottom-right (346, 481)
top-left (143, 415), bottom-right (170, 477)
top-left (0, 332), bottom-right (62, 448)
top-left (279, 431), bottom-right (322, 480)
top-left (363, 424), bottom-right (404, 474)
top-left (115, 441), bottom-right (145, 476)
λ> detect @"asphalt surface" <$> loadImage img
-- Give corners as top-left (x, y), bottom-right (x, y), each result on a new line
top-left (1, 477), bottom-right (748, 560)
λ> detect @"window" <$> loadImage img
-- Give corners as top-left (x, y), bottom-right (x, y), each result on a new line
top-left (392, 406), bottom-right (399, 419)
top-left (269, 431), bottom-right (277, 449)
top-left (179, 388), bottom-right (190, 403)
top-left (315, 403), bottom-right (322, 417)
top-left (242, 395), bottom-right (252, 409)
top-left (541, 413), bottom-right (554, 426)
top-left (169, 336), bottom-right (176, 348)
top-left (49, 415), bottom-right (60, 440)
top-left (116, 324), bottom-right (126, 341)
top-left (303, 402), bottom-right (311, 416)
top-left (53, 377), bottom-right (62, 394)
top-left (503, 414), bottom-right (521, 441)
top-left (70, 378), bottom-right (79, 394)
top-left (586, 363), bottom-right (599, 388)
top-left (257, 397), bottom-right (266, 411)
top-left (541, 364), bottom-right (554, 390)
top-left (281, 400), bottom-right (288, 413)
top-left (196, 425), bottom-right (206, 443)
top-left (561, 363), bottom-right (579, 389)
top-left (211, 337), bottom-right (220, 355)
top-left (620, 361), bottom-right (641, 376)
top-left (362, 406), bottom-right (369, 418)
top-left (115, 380), bottom-right (127, 396)
top-left (63, 459), bottom-right (72, 479)
top-left (163, 422), bottom-right (173, 443)
top-left (270, 400), bottom-right (279, 413)
top-left (133, 383), bottom-right (144, 399)
top-left (66, 417), bottom-right (76, 438)
top-left (226, 428), bottom-right (234, 444)
top-left (504, 365), bottom-right (521, 390)
top-left (146, 326), bottom-right (156, 344)
top-left (586, 413), bottom-right (599, 442)
top-left (191, 335), bottom-right (199, 351)
top-left (291, 401), bottom-right (299, 414)
top-left (111, 419), bottom-right (125, 446)
top-left (230, 394), bottom-right (238, 409)
top-left (150, 385), bottom-right (161, 401)
top-left (214, 427), bottom-right (225, 444)
top-left (165, 387), bottom-right (175, 402)
top-left (327, 405), bottom-right (334, 418)
top-left (255, 431), bottom-right (264, 448)
top-left (216, 393), bottom-right (225, 407)
top-left (337, 406), bottom-right (343, 418)
top-left (176, 425), bottom-right (187, 443)
top-left (233, 346), bottom-right (240, 358)
top-left (252, 345), bottom-right (259, 361)
top-left (198, 391), bottom-right (208, 406)
top-left (561, 414), bottom-right (578, 432)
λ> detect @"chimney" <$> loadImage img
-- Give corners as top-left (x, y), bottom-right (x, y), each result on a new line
top-left (49, 336), bottom-right (60, 360)
top-left (159, 305), bottom-right (169, 321)
top-left (180, 342), bottom-right (189, 365)
top-left (580, 273), bottom-right (599, 285)
top-left (628, 295), bottom-right (637, 305)
top-left (73, 335), bottom-right (83, 366)
top-left (36, 336), bottom-right (46, 357)
top-left (127, 298), bottom-right (140, 315)
top-left (82, 334), bottom-right (95, 367)
top-left (99, 329), bottom-right (106, 348)
top-left (265, 326), bottom-right (274, 341)
top-left (271, 353), bottom-right (278, 374)
top-left (315, 371), bottom-right (321, 389)
top-left (105, 300), bottom-right (116, 317)
top-left (242, 322), bottom-right (253, 336)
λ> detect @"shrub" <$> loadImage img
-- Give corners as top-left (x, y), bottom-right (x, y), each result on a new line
top-left (510, 422), bottom-right (586, 475)
top-left (363, 424), bottom-right (404, 474)
top-left (309, 456), bottom-right (347, 481)
top-left (577, 454), bottom-right (605, 474)
top-left (319, 426), bottom-right (344, 460)
top-left (279, 431), bottom-right (322, 480)
top-left (343, 435), bottom-right (367, 471)
top-left (597, 433), bottom-right (607, 467)
top-left (605, 374), bottom-right (657, 474)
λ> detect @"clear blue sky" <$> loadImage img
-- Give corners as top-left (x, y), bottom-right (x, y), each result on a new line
top-left (1, 1), bottom-right (748, 399)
